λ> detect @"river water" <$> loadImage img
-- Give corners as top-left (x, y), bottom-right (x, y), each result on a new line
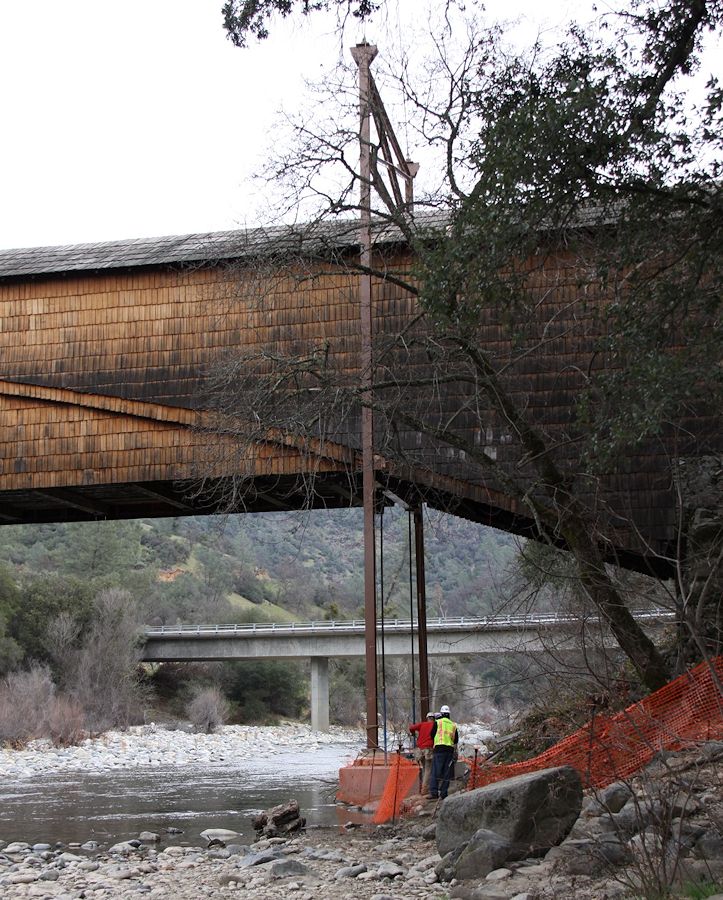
top-left (0, 742), bottom-right (362, 848)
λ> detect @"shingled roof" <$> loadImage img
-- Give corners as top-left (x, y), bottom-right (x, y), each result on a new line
top-left (0, 217), bottom-right (409, 281)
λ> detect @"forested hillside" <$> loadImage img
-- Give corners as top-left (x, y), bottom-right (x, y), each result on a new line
top-left (0, 508), bottom-right (536, 730)
top-left (0, 507), bottom-right (520, 631)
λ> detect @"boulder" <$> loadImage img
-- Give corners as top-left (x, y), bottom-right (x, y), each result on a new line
top-left (436, 766), bottom-right (582, 858)
top-left (546, 837), bottom-right (632, 875)
top-left (453, 829), bottom-right (514, 881)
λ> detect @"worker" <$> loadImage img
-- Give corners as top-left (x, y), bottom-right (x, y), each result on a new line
top-left (428, 704), bottom-right (458, 800)
top-left (409, 710), bottom-right (436, 795)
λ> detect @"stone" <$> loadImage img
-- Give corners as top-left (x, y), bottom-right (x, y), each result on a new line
top-left (268, 858), bottom-right (310, 877)
top-left (236, 848), bottom-right (283, 868)
top-left (200, 828), bottom-right (240, 842)
top-left (4, 842), bottom-right (31, 853)
top-left (436, 845), bottom-right (467, 882)
top-left (452, 829), bottom-right (514, 881)
top-left (109, 840), bottom-right (141, 853)
top-left (694, 829), bottom-right (723, 860)
top-left (583, 782), bottom-right (632, 815)
top-left (139, 832), bottom-right (160, 842)
top-left (335, 863), bottom-right (367, 878)
top-left (546, 837), bottom-right (632, 875)
top-left (486, 867), bottom-right (513, 881)
top-left (103, 864), bottom-right (139, 880)
top-left (436, 766), bottom-right (582, 858)
top-left (252, 799), bottom-right (305, 836)
top-left (377, 861), bottom-right (405, 878)
top-left (38, 869), bottom-right (60, 881)
top-left (612, 798), bottom-right (662, 838)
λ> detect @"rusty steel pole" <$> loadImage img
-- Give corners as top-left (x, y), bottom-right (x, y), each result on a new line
top-left (351, 41), bottom-right (379, 750)
top-left (414, 506), bottom-right (430, 717)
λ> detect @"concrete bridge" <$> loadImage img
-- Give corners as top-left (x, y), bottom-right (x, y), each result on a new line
top-left (142, 610), bottom-right (672, 731)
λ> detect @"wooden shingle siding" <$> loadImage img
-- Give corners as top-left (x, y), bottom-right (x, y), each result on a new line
top-left (0, 227), bottom-right (716, 570)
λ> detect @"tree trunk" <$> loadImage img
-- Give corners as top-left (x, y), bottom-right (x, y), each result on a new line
top-left (565, 524), bottom-right (671, 692)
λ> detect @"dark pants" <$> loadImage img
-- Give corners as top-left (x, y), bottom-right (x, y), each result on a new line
top-left (429, 747), bottom-right (455, 799)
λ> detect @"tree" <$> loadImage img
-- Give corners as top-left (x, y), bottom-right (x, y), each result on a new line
top-left (211, 0), bottom-right (722, 691)
top-left (222, 0), bottom-right (381, 46)
top-left (0, 565), bottom-right (22, 675)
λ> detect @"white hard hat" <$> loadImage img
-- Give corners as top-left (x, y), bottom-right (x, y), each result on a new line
top-left (440, 704), bottom-right (450, 715)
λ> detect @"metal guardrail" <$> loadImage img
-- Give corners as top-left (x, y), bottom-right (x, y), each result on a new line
top-left (144, 609), bottom-right (674, 640)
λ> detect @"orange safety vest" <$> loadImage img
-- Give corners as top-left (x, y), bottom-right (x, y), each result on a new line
top-left (434, 716), bottom-right (457, 748)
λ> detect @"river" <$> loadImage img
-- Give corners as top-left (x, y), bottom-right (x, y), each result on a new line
top-left (0, 741), bottom-right (362, 848)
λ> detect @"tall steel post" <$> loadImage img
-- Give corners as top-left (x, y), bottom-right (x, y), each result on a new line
top-left (414, 507), bottom-right (430, 717)
top-left (351, 42), bottom-right (379, 749)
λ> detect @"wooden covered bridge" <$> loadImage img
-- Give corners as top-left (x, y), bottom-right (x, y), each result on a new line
top-left (0, 224), bottom-right (713, 577)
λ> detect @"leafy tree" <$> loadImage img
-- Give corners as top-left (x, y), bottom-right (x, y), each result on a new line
top-left (222, 0), bottom-right (380, 46)
top-left (223, 659), bottom-right (307, 722)
top-left (9, 576), bottom-right (94, 666)
top-left (211, 0), bottom-right (722, 690)
top-left (0, 565), bottom-right (22, 675)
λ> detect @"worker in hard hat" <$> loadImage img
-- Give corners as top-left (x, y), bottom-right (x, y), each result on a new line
top-left (409, 710), bottom-right (437, 795)
top-left (427, 704), bottom-right (458, 800)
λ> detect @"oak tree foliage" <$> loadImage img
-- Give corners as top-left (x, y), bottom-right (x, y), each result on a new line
top-left (213, 0), bottom-right (723, 690)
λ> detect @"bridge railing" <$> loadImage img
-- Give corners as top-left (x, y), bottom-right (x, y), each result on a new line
top-left (143, 609), bottom-right (673, 639)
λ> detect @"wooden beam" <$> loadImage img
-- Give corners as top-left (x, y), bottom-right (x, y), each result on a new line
top-left (33, 489), bottom-right (111, 517)
top-left (133, 483), bottom-right (195, 511)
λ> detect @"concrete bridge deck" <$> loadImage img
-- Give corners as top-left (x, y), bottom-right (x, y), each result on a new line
top-left (142, 610), bottom-right (673, 730)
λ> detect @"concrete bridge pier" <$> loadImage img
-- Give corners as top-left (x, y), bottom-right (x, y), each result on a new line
top-left (310, 657), bottom-right (330, 732)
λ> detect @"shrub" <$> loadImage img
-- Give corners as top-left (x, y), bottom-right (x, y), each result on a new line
top-left (0, 664), bottom-right (55, 746)
top-left (187, 685), bottom-right (229, 733)
top-left (67, 588), bottom-right (148, 732)
top-left (47, 694), bottom-right (85, 747)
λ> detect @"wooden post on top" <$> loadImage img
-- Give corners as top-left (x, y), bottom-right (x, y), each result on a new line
top-left (351, 41), bottom-right (379, 750)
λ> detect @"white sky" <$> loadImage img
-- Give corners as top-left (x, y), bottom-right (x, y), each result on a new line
top-left (0, 0), bottom-right (715, 251)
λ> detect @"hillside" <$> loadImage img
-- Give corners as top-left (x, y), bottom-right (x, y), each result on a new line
top-left (0, 506), bottom-right (521, 627)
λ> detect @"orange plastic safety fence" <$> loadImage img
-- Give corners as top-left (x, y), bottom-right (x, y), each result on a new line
top-left (373, 753), bottom-right (420, 824)
top-left (467, 657), bottom-right (723, 792)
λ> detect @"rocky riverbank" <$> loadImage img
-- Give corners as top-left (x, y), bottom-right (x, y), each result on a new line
top-left (0, 721), bottom-right (496, 781)
top-left (0, 723), bottom-right (365, 780)
top-left (7, 725), bottom-right (719, 899)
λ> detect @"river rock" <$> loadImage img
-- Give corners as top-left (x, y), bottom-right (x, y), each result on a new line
top-left (139, 831), bottom-right (160, 842)
top-left (452, 829), bottom-right (514, 881)
top-left (200, 828), bottom-right (240, 842)
top-left (546, 837), bottom-right (632, 874)
top-left (252, 799), bottom-right (306, 837)
top-left (268, 858), bottom-right (310, 877)
top-left (236, 848), bottom-right (284, 868)
top-left (109, 840), bottom-right (142, 853)
top-left (436, 766), bottom-right (583, 858)
top-left (4, 842), bottom-right (31, 853)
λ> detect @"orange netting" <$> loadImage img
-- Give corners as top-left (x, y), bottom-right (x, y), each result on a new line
top-left (373, 753), bottom-right (420, 824)
top-left (468, 656), bottom-right (723, 791)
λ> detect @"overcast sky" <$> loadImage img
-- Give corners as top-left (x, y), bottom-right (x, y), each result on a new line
top-left (0, 0), bottom-right (716, 251)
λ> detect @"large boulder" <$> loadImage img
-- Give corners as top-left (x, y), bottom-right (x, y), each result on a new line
top-left (436, 766), bottom-right (583, 858)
